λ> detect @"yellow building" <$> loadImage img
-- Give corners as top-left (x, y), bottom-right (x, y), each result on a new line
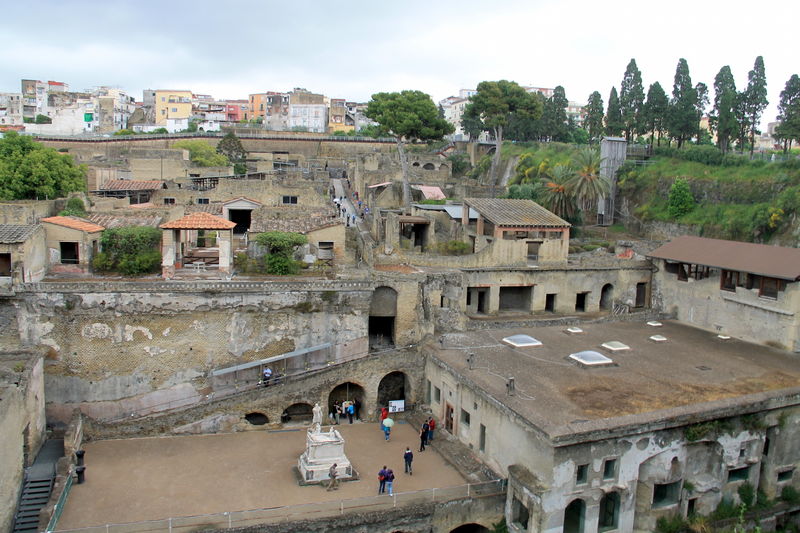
top-left (247, 93), bottom-right (269, 121)
top-left (154, 90), bottom-right (193, 125)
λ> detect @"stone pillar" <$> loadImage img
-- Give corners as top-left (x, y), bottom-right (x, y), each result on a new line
top-left (488, 286), bottom-right (500, 315)
top-left (218, 229), bottom-right (232, 274)
top-left (161, 229), bottom-right (176, 279)
top-left (476, 214), bottom-right (484, 237)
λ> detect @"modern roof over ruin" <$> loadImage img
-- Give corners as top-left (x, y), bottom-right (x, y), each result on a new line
top-left (648, 235), bottom-right (800, 281)
top-left (464, 198), bottom-right (570, 228)
top-left (159, 212), bottom-right (236, 230)
top-left (99, 180), bottom-right (166, 191)
top-left (430, 320), bottom-right (800, 443)
top-left (41, 216), bottom-right (104, 233)
top-left (0, 224), bottom-right (39, 244)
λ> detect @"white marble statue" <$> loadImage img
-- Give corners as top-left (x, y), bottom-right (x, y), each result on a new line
top-left (312, 402), bottom-right (323, 426)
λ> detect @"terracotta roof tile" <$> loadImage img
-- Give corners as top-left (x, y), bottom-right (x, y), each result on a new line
top-left (41, 216), bottom-right (105, 233)
top-left (160, 212), bottom-right (236, 230)
top-left (464, 198), bottom-right (570, 228)
top-left (99, 180), bottom-right (165, 191)
top-left (87, 214), bottom-right (163, 229)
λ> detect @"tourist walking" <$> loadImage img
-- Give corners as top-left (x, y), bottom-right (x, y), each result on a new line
top-left (378, 466), bottom-right (388, 494)
top-left (347, 402), bottom-right (355, 423)
top-left (383, 423), bottom-right (391, 441)
top-left (326, 463), bottom-right (339, 491)
top-left (419, 427), bottom-right (427, 452)
top-left (379, 406), bottom-right (388, 430)
top-left (335, 401), bottom-right (342, 424)
top-left (385, 468), bottom-right (395, 495)
top-left (354, 398), bottom-right (362, 420)
top-left (421, 420), bottom-right (430, 447)
top-left (427, 417), bottom-right (435, 441)
top-left (403, 447), bottom-right (413, 475)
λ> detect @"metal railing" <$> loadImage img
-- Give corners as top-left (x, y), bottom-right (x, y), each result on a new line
top-left (51, 480), bottom-right (506, 532)
top-left (46, 471), bottom-right (74, 532)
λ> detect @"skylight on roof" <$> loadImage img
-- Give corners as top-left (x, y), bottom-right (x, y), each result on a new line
top-left (649, 335), bottom-right (668, 342)
top-left (647, 321), bottom-right (663, 327)
top-left (565, 327), bottom-right (584, 334)
top-left (569, 351), bottom-right (613, 367)
top-left (502, 334), bottom-right (542, 347)
top-left (601, 341), bottom-right (630, 352)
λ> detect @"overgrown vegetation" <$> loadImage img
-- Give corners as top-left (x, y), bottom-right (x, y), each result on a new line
top-left (173, 140), bottom-right (229, 167)
top-left (684, 420), bottom-right (734, 441)
top-left (58, 197), bottom-right (87, 217)
top-left (253, 231), bottom-right (308, 275)
top-left (92, 226), bottom-right (162, 276)
top-left (437, 240), bottom-right (471, 255)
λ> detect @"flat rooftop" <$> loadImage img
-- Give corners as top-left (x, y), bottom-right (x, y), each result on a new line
top-left (431, 320), bottom-right (800, 442)
top-left (56, 422), bottom-right (466, 530)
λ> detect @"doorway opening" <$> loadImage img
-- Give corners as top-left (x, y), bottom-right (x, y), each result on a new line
top-left (369, 286), bottom-right (397, 350)
top-left (499, 286), bottom-right (532, 312)
top-left (600, 284), bottom-right (614, 310)
top-left (280, 403), bottom-right (313, 425)
top-left (228, 209), bottom-right (252, 234)
top-left (635, 282), bottom-right (648, 308)
top-left (545, 293), bottom-right (557, 313)
top-left (377, 371), bottom-right (408, 407)
top-left (575, 292), bottom-right (588, 312)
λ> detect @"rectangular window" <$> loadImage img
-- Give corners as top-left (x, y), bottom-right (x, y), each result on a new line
top-left (652, 480), bottom-right (681, 508)
top-left (479, 424), bottom-right (486, 452)
top-left (460, 408), bottom-right (470, 427)
top-left (511, 496), bottom-right (530, 530)
top-left (603, 458), bottom-right (617, 480)
top-left (759, 277), bottom-right (781, 299)
top-left (778, 469), bottom-right (793, 483)
top-left (197, 198), bottom-right (209, 204)
top-left (728, 466), bottom-right (750, 483)
top-left (576, 464), bottom-right (589, 484)
top-left (426, 379), bottom-right (431, 403)
top-left (434, 386), bottom-right (441, 403)
top-left (281, 196), bottom-right (298, 205)
top-left (59, 242), bottom-right (79, 264)
top-left (163, 198), bottom-right (176, 205)
top-left (171, 107), bottom-right (177, 113)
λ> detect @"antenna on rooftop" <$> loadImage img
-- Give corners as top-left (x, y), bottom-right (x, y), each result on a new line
top-left (506, 377), bottom-right (515, 396)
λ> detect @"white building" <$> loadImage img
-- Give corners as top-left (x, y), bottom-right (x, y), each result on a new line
top-left (289, 104), bottom-right (328, 133)
top-left (0, 93), bottom-right (24, 126)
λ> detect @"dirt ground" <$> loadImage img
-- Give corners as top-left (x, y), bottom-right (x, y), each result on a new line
top-left (56, 421), bottom-right (465, 530)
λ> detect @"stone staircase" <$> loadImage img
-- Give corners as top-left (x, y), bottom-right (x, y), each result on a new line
top-left (12, 439), bottom-right (64, 533)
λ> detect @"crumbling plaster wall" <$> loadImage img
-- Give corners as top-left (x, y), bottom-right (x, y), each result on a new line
top-left (652, 267), bottom-right (800, 351)
top-left (14, 287), bottom-right (371, 424)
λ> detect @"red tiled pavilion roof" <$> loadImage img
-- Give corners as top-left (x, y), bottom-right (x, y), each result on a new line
top-left (41, 216), bottom-right (105, 233)
top-left (159, 212), bottom-right (236, 230)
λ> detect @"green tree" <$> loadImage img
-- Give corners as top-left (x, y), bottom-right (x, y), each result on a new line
top-left (668, 58), bottom-right (699, 148)
top-left (605, 87), bottom-right (623, 137)
top-left (566, 147), bottom-right (609, 215)
top-left (541, 164), bottom-right (577, 219)
top-left (58, 197), bottom-right (87, 217)
top-left (541, 86), bottom-right (570, 142)
top-left (254, 231), bottom-right (308, 275)
top-left (710, 66), bottom-right (739, 153)
top-left (173, 140), bottom-right (229, 167)
top-left (743, 56), bottom-right (768, 157)
top-left (92, 226), bottom-right (162, 276)
top-left (695, 82), bottom-right (709, 143)
top-left (366, 90), bottom-right (453, 208)
top-left (216, 132), bottom-right (247, 174)
top-left (34, 114), bottom-right (52, 124)
top-left (0, 131), bottom-right (86, 201)
top-left (775, 74), bottom-right (800, 153)
top-left (668, 177), bottom-right (695, 218)
top-left (585, 91), bottom-right (605, 143)
top-left (619, 58), bottom-right (645, 141)
top-left (462, 80), bottom-right (542, 192)
top-left (642, 82), bottom-right (669, 146)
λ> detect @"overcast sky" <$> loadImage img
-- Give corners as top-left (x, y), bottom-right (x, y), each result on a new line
top-left (1, 0), bottom-right (796, 126)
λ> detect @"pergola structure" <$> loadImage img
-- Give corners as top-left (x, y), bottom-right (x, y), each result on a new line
top-left (159, 212), bottom-right (236, 279)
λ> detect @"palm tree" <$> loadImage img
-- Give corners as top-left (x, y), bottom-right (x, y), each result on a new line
top-left (541, 164), bottom-right (577, 219)
top-left (567, 147), bottom-right (608, 216)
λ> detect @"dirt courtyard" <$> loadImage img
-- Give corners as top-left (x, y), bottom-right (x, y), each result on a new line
top-left (56, 421), bottom-right (466, 529)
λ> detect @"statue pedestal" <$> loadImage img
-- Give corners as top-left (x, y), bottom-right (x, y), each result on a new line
top-left (297, 426), bottom-right (354, 485)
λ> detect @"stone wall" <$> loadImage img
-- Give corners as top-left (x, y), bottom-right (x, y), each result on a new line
top-left (0, 351), bottom-right (46, 533)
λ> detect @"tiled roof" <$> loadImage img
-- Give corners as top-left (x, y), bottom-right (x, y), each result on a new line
top-left (41, 216), bottom-right (105, 233)
top-left (100, 180), bottom-right (165, 191)
top-left (186, 203), bottom-right (224, 215)
top-left (222, 196), bottom-right (262, 206)
top-left (411, 185), bottom-right (446, 200)
top-left (0, 224), bottom-right (39, 244)
top-left (160, 212), bottom-right (236, 230)
top-left (87, 214), bottom-right (163, 229)
top-left (464, 198), bottom-right (570, 228)
top-left (648, 235), bottom-right (800, 281)
top-left (250, 216), bottom-right (341, 234)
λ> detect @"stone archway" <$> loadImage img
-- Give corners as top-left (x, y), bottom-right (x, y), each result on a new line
top-left (328, 382), bottom-right (366, 420)
top-left (600, 283), bottom-right (614, 310)
top-left (564, 498), bottom-right (586, 533)
top-left (370, 286), bottom-right (397, 350)
top-left (281, 403), bottom-right (313, 425)
top-left (377, 371), bottom-right (409, 408)
top-left (423, 162), bottom-right (436, 170)
top-left (449, 524), bottom-right (490, 533)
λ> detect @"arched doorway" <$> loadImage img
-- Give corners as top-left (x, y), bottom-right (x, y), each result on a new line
top-left (423, 162), bottom-right (436, 170)
top-left (370, 286), bottom-right (397, 350)
top-left (449, 524), bottom-right (489, 533)
top-left (599, 491), bottom-right (620, 530)
top-left (377, 371), bottom-right (409, 408)
top-left (600, 283), bottom-right (614, 310)
top-left (245, 412), bottom-right (269, 425)
top-left (564, 498), bottom-right (586, 533)
top-left (281, 403), bottom-right (313, 425)
top-left (328, 382), bottom-right (366, 420)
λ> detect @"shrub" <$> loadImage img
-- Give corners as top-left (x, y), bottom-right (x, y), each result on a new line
top-left (781, 485), bottom-right (800, 505)
top-left (265, 254), bottom-right (300, 275)
top-left (668, 178), bottom-right (695, 218)
top-left (655, 514), bottom-right (688, 533)
top-left (93, 226), bottom-right (162, 275)
top-left (173, 140), bottom-right (229, 167)
top-left (447, 153), bottom-right (470, 176)
top-left (114, 129), bottom-right (135, 136)
top-left (711, 497), bottom-right (739, 520)
top-left (738, 481), bottom-right (756, 508)
top-left (438, 240), bottom-right (470, 255)
top-left (116, 249), bottom-right (161, 275)
top-left (58, 197), bottom-right (87, 217)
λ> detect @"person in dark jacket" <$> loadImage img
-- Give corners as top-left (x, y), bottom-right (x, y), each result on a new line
top-left (403, 448), bottom-right (414, 474)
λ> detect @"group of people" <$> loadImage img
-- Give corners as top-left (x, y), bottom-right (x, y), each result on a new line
top-left (419, 417), bottom-right (435, 451)
top-left (376, 447), bottom-right (416, 495)
top-left (329, 399), bottom-right (360, 424)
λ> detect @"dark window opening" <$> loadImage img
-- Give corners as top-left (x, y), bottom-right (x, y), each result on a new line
top-left (778, 470), bottom-right (793, 483)
top-left (728, 466), bottom-right (750, 483)
top-left (499, 286), bottom-right (532, 312)
top-left (564, 499), bottom-right (585, 533)
top-left (576, 464), bottom-right (588, 484)
top-left (197, 198), bottom-right (209, 204)
top-left (511, 496), bottom-right (530, 530)
top-left (163, 197), bottom-right (176, 205)
top-left (368, 316), bottom-right (394, 350)
top-left (603, 458), bottom-right (617, 480)
top-left (60, 242), bottom-right (79, 264)
top-left (653, 481), bottom-right (681, 508)
top-left (677, 263), bottom-right (689, 281)
top-left (687, 498), bottom-right (697, 516)
top-left (545, 293), bottom-right (557, 312)
top-left (575, 292), bottom-right (588, 312)
top-left (245, 412), bottom-right (269, 425)
top-left (635, 282), bottom-right (648, 308)
top-left (281, 195), bottom-right (298, 205)
top-left (598, 492), bottom-right (620, 531)
top-left (479, 424), bottom-right (486, 452)
top-left (759, 277), bottom-right (782, 300)
top-left (460, 408), bottom-right (470, 427)
top-left (763, 436), bottom-right (770, 456)
top-left (721, 269), bottom-right (745, 292)
top-left (0, 253), bottom-right (11, 276)
top-left (434, 386), bottom-right (441, 403)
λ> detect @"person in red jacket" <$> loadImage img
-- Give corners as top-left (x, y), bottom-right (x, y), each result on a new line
top-left (427, 417), bottom-right (436, 441)
top-left (379, 406), bottom-right (389, 430)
